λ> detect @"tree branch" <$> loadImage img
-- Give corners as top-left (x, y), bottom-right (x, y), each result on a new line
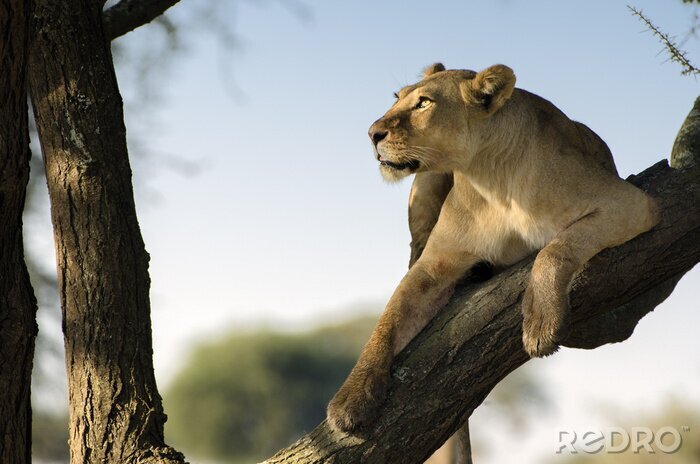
top-left (262, 102), bottom-right (700, 463)
top-left (102, 0), bottom-right (181, 41)
top-left (672, 96), bottom-right (700, 170)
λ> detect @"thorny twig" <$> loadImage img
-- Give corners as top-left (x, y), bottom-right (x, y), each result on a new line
top-left (628, 5), bottom-right (700, 77)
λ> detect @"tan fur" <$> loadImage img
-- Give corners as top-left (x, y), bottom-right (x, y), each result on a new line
top-left (408, 171), bottom-right (453, 267)
top-left (327, 63), bottom-right (660, 433)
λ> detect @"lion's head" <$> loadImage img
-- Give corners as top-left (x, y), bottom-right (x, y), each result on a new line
top-left (369, 63), bottom-right (516, 182)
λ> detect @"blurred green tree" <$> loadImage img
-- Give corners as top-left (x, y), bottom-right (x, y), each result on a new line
top-left (164, 316), bottom-right (376, 463)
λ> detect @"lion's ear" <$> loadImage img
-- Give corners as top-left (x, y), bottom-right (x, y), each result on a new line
top-left (422, 63), bottom-right (446, 79)
top-left (462, 64), bottom-right (516, 115)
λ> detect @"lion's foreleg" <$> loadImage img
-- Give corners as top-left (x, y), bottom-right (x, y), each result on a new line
top-left (408, 172), bottom-right (454, 267)
top-left (327, 250), bottom-right (478, 432)
top-left (522, 191), bottom-right (659, 357)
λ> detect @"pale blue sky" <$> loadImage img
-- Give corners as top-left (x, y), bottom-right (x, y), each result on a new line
top-left (36, 1), bottom-right (700, 462)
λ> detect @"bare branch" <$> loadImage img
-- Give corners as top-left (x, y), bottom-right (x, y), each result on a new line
top-left (261, 101), bottom-right (700, 463)
top-left (629, 5), bottom-right (700, 77)
top-left (103, 0), bottom-right (182, 41)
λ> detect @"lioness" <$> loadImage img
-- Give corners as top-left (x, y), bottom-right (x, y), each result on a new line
top-left (327, 63), bottom-right (659, 433)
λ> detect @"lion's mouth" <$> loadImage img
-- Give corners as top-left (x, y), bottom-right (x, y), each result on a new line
top-left (378, 157), bottom-right (420, 171)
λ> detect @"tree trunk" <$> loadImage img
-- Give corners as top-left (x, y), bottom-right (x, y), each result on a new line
top-left (27, 1), bottom-right (186, 463)
top-left (0, 0), bottom-right (39, 462)
top-left (263, 101), bottom-right (700, 463)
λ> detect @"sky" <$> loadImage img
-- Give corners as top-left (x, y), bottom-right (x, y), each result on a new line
top-left (29, 0), bottom-right (699, 462)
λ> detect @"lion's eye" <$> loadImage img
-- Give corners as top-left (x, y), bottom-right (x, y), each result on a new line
top-left (416, 97), bottom-right (433, 109)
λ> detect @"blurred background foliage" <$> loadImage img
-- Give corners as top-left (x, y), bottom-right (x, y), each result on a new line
top-left (163, 316), bottom-right (375, 462)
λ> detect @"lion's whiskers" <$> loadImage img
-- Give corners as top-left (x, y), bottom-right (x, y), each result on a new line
top-left (405, 146), bottom-right (444, 170)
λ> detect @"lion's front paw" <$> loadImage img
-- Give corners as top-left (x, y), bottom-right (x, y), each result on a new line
top-left (326, 366), bottom-right (389, 433)
top-left (521, 283), bottom-right (571, 358)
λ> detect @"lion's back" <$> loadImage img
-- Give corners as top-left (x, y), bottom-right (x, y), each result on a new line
top-left (518, 89), bottom-right (618, 175)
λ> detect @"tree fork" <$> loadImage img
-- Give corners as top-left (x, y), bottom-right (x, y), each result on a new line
top-left (0, 0), bottom-right (38, 462)
top-left (28, 1), bottom-right (186, 462)
top-left (263, 100), bottom-right (700, 463)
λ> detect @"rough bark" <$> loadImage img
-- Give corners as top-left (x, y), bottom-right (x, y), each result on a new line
top-left (671, 96), bottom-right (700, 170)
top-left (103, 0), bottom-right (182, 40)
top-left (27, 1), bottom-right (186, 463)
top-left (263, 104), bottom-right (700, 463)
top-left (0, 0), bottom-right (39, 462)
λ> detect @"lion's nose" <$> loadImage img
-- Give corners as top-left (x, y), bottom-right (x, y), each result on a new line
top-left (369, 129), bottom-right (388, 146)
